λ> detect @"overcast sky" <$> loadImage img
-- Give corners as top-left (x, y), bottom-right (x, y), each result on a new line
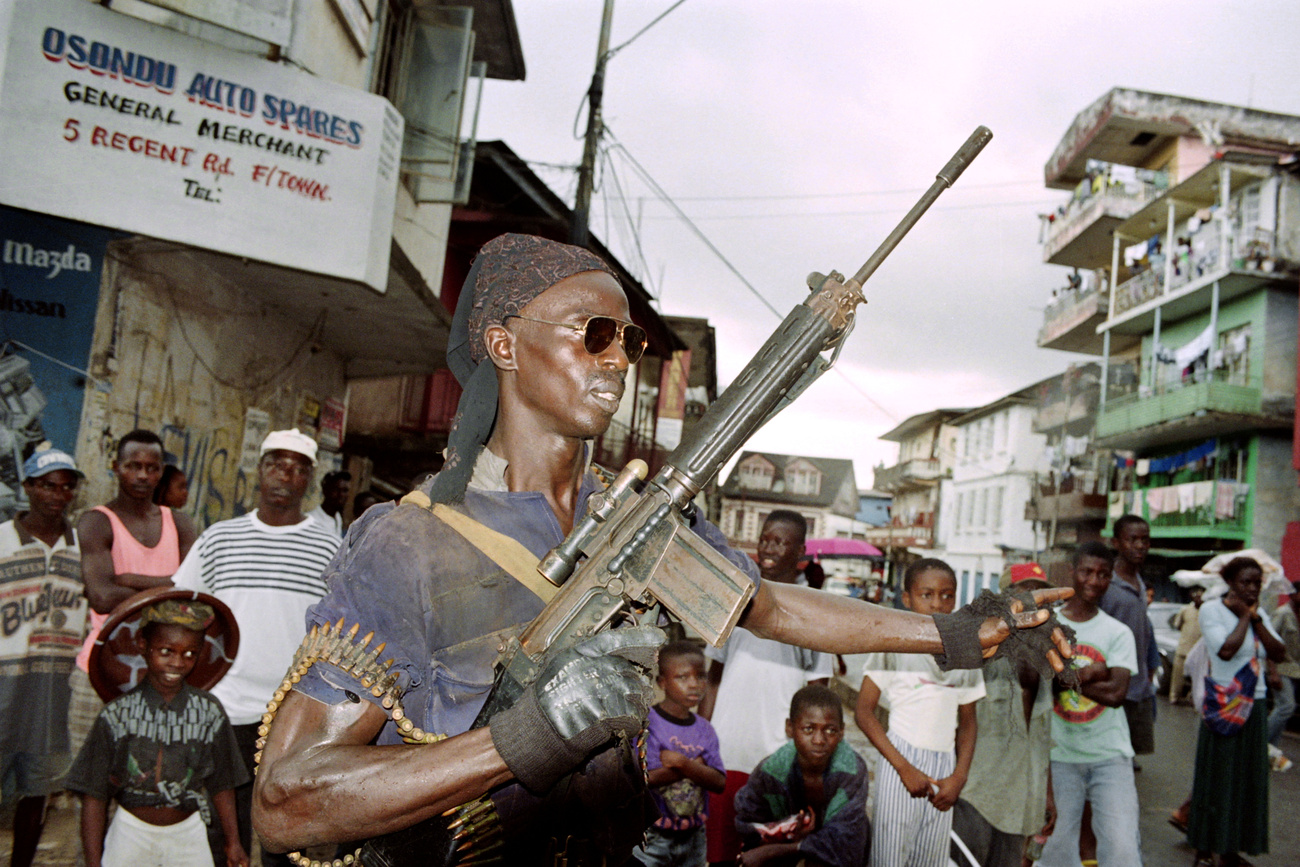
top-left (474, 1), bottom-right (1300, 488)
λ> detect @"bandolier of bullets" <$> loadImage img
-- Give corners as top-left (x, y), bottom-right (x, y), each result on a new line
top-left (254, 618), bottom-right (503, 867)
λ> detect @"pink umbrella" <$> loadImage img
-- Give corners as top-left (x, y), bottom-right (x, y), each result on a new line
top-left (805, 538), bottom-right (883, 558)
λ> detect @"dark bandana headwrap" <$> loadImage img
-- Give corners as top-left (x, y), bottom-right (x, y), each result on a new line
top-left (428, 233), bottom-right (616, 503)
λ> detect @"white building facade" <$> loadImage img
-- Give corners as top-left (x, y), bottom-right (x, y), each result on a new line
top-left (937, 393), bottom-right (1048, 605)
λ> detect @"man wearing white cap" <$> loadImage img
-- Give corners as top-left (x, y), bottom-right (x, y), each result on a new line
top-left (0, 447), bottom-right (88, 867)
top-left (172, 429), bottom-right (339, 867)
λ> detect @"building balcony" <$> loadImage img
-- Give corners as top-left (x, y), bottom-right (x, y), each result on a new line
top-left (1038, 283), bottom-right (1110, 354)
top-left (863, 516), bottom-right (934, 550)
top-left (1042, 182), bottom-right (1156, 268)
top-left (1103, 162), bottom-right (1299, 333)
top-left (1108, 480), bottom-right (1249, 539)
top-left (873, 458), bottom-right (942, 492)
top-left (1095, 374), bottom-right (1279, 450)
top-left (1025, 489), bottom-right (1108, 523)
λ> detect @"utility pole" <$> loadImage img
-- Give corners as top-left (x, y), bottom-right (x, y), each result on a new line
top-left (571, 0), bottom-right (615, 248)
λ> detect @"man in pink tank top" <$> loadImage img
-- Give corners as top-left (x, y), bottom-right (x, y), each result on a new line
top-left (71, 429), bottom-right (197, 753)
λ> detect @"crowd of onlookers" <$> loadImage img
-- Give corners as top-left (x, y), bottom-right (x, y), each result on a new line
top-left (633, 511), bottom-right (1299, 867)
top-left (3, 435), bottom-right (1298, 867)
top-left (3, 429), bottom-right (355, 867)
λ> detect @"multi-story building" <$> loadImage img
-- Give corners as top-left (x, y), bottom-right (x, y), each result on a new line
top-left (937, 385), bottom-right (1049, 605)
top-left (1024, 363), bottom-right (1111, 582)
top-left (719, 451), bottom-right (859, 559)
top-left (866, 409), bottom-right (966, 588)
top-left (1035, 88), bottom-right (1300, 570)
top-left (0, 0), bottom-right (523, 524)
top-left (856, 489), bottom-right (892, 528)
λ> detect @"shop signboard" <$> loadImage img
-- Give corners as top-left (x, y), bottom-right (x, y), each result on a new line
top-left (0, 0), bottom-right (402, 293)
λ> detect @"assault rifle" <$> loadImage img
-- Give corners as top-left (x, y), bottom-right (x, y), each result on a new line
top-left (476, 125), bottom-right (993, 718)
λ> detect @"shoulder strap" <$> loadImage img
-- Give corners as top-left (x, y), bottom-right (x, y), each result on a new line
top-left (399, 490), bottom-right (558, 603)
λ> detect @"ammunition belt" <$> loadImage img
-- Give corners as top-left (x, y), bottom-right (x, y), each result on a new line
top-left (255, 619), bottom-right (503, 867)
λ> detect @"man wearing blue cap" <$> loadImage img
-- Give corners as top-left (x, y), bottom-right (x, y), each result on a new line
top-left (0, 447), bottom-right (88, 867)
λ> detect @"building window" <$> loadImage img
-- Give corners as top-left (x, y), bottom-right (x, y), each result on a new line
top-left (372, 1), bottom-right (481, 203)
top-left (739, 459), bottom-right (774, 491)
top-left (1218, 324), bottom-right (1251, 387)
top-left (954, 492), bottom-right (965, 532)
top-left (975, 488), bottom-right (988, 530)
top-left (990, 486), bottom-right (1003, 534)
top-left (786, 465), bottom-right (822, 496)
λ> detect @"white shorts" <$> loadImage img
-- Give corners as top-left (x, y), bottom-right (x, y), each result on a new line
top-left (102, 808), bottom-right (213, 867)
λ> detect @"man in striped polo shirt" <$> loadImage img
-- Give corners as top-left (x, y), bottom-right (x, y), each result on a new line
top-left (173, 429), bottom-right (339, 867)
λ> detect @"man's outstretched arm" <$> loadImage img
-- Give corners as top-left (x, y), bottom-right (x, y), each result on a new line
top-left (254, 691), bottom-right (512, 852)
top-left (740, 581), bottom-right (1072, 665)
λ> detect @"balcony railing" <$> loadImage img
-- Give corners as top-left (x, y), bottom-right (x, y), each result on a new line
top-left (1038, 281), bottom-right (1108, 349)
top-left (874, 458), bottom-right (942, 491)
top-left (1042, 180), bottom-right (1159, 264)
top-left (1108, 479), bottom-right (1249, 532)
top-left (1097, 373), bottom-right (1262, 440)
top-left (863, 520), bottom-right (934, 549)
top-left (1025, 490), bottom-right (1108, 523)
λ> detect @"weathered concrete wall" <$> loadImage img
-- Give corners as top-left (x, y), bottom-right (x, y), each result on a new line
top-left (74, 241), bottom-right (347, 529)
top-left (1263, 288), bottom-right (1299, 408)
top-left (1252, 433), bottom-right (1300, 558)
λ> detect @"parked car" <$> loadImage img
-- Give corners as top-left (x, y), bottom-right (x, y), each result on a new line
top-left (1148, 601), bottom-right (1183, 696)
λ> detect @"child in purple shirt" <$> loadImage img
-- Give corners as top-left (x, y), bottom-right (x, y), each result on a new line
top-left (634, 641), bottom-right (726, 867)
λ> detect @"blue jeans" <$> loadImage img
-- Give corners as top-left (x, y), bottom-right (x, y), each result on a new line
top-left (1038, 757), bottom-right (1142, 867)
top-left (632, 825), bottom-right (706, 867)
top-left (1267, 676), bottom-right (1296, 746)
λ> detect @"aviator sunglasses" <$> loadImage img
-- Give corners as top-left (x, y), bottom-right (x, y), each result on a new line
top-left (505, 314), bottom-right (648, 363)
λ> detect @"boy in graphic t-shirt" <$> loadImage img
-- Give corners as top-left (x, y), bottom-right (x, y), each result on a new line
top-left (1037, 542), bottom-right (1140, 867)
top-left (634, 641), bottom-right (725, 867)
top-left (65, 599), bottom-right (248, 867)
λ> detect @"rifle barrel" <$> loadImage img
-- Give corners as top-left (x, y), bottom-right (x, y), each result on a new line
top-left (851, 126), bottom-right (992, 287)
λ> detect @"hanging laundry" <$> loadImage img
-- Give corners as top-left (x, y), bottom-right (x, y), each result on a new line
top-left (1136, 458), bottom-right (1150, 476)
top-left (1145, 486), bottom-right (1174, 518)
top-left (1173, 323), bottom-right (1216, 369)
top-left (1063, 435), bottom-right (1090, 458)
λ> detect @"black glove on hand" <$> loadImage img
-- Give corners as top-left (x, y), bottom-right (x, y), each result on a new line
top-left (490, 625), bottom-right (665, 793)
top-left (932, 608), bottom-right (987, 671)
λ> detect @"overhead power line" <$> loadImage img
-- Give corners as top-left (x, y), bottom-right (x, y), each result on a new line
top-left (603, 133), bottom-right (898, 422)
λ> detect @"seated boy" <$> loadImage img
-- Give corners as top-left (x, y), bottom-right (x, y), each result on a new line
top-left (64, 600), bottom-right (249, 867)
top-left (634, 640), bottom-right (726, 867)
top-left (733, 684), bottom-right (869, 867)
top-left (855, 558), bottom-right (984, 867)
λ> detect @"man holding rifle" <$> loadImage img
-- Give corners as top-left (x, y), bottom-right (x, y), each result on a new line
top-left (253, 232), bottom-right (1070, 867)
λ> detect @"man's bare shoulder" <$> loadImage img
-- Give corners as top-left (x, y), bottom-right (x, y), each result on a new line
top-left (76, 508), bottom-right (113, 545)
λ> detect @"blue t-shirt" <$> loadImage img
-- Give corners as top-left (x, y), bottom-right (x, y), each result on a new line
top-left (644, 705), bottom-right (724, 831)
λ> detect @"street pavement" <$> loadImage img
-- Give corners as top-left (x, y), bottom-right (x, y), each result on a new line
top-left (3, 692), bottom-right (1297, 866)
